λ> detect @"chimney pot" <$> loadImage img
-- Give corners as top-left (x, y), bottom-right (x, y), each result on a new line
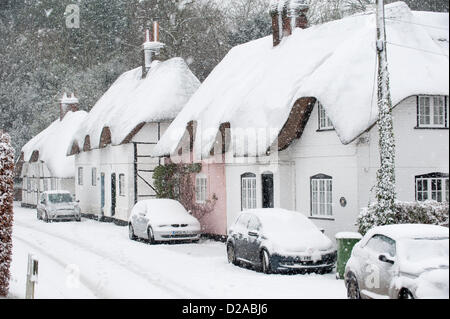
top-left (270, 0), bottom-right (309, 47)
top-left (141, 22), bottom-right (164, 78)
top-left (60, 92), bottom-right (79, 120)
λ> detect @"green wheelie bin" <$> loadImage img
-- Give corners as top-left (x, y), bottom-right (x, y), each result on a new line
top-left (335, 232), bottom-right (362, 280)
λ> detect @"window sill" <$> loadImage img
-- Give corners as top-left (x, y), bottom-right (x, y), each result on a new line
top-left (316, 128), bottom-right (335, 132)
top-left (309, 216), bottom-right (335, 221)
top-left (414, 126), bottom-right (448, 130)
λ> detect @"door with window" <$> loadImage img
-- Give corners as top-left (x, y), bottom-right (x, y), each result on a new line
top-left (262, 173), bottom-right (274, 208)
top-left (111, 173), bottom-right (116, 217)
top-left (100, 173), bottom-right (105, 215)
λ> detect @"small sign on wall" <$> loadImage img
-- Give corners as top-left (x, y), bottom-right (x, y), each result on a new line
top-left (340, 197), bottom-right (347, 207)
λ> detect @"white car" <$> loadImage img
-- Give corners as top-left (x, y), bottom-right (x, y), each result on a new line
top-left (345, 224), bottom-right (449, 299)
top-left (37, 191), bottom-right (81, 222)
top-left (128, 199), bottom-right (201, 244)
top-left (227, 209), bottom-right (336, 274)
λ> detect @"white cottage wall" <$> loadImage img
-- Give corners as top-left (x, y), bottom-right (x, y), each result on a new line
top-left (361, 96), bottom-right (450, 205)
top-left (74, 122), bottom-right (170, 223)
top-left (288, 97), bottom-right (449, 240)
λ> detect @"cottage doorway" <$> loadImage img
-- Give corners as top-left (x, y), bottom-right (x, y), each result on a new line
top-left (100, 173), bottom-right (105, 214)
top-left (262, 173), bottom-right (274, 208)
top-left (111, 173), bottom-right (116, 217)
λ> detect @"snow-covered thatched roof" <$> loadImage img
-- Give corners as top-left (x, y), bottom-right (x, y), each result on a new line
top-left (21, 110), bottom-right (88, 178)
top-left (68, 57), bottom-right (200, 153)
top-left (153, 2), bottom-right (449, 158)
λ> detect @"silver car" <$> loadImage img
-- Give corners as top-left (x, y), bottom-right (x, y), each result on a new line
top-left (128, 199), bottom-right (201, 244)
top-left (345, 224), bottom-right (449, 299)
top-left (37, 191), bottom-right (82, 222)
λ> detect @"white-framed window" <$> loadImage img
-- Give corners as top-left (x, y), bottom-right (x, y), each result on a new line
top-left (78, 167), bottom-right (83, 186)
top-left (43, 179), bottom-right (48, 191)
top-left (92, 167), bottom-right (97, 186)
top-left (416, 173), bottom-right (449, 202)
top-left (195, 174), bottom-right (207, 203)
top-left (311, 174), bottom-right (333, 217)
top-left (241, 173), bottom-right (257, 210)
top-left (318, 102), bottom-right (334, 130)
top-left (417, 96), bottom-right (448, 128)
top-left (119, 174), bottom-right (125, 196)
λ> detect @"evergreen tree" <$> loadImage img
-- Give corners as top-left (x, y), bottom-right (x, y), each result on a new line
top-left (374, 0), bottom-right (396, 223)
top-left (0, 131), bottom-right (14, 297)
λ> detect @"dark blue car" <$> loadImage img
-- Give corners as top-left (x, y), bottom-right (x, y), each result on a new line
top-left (226, 209), bottom-right (337, 274)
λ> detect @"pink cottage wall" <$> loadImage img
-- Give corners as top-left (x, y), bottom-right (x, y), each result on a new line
top-left (195, 160), bottom-right (228, 237)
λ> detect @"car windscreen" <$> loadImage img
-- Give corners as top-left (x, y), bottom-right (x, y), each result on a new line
top-left (260, 213), bottom-right (316, 235)
top-left (48, 193), bottom-right (73, 204)
top-left (399, 237), bottom-right (449, 264)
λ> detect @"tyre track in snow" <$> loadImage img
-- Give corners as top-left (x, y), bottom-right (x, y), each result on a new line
top-left (13, 234), bottom-right (109, 299)
top-left (13, 220), bottom-right (207, 299)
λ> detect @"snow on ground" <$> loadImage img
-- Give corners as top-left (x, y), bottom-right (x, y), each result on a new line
top-left (9, 203), bottom-right (346, 299)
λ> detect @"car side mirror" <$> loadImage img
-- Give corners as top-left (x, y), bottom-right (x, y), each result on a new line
top-left (379, 254), bottom-right (395, 265)
top-left (248, 231), bottom-right (259, 237)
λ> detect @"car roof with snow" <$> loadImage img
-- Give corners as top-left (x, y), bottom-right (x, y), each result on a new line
top-left (133, 199), bottom-right (187, 214)
top-left (365, 224), bottom-right (449, 241)
top-left (238, 208), bottom-right (317, 229)
top-left (153, 2), bottom-right (449, 158)
top-left (43, 190), bottom-right (72, 195)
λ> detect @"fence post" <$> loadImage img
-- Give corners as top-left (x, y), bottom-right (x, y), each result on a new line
top-left (25, 254), bottom-right (38, 299)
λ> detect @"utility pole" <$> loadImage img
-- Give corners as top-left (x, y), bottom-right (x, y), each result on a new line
top-left (375, 0), bottom-right (396, 220)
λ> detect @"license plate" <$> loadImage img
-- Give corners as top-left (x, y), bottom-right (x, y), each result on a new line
top-left (172, 231), bottom-right (187, 235)
top-left (300, 256), bottom-right (312, 261)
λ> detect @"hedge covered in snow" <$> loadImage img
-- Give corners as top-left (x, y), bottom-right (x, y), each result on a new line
top-left (357, 200), bottom-right (449, 235)
top-left (0, 132), bottom-right (14, 297)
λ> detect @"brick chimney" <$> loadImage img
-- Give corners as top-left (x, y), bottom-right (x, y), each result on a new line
top-left (270, 0), bottom-right (309, 47)
top-left (60, 93), bottom-right (79, 120)
top-left (142, 21), bottom-right (165, 79)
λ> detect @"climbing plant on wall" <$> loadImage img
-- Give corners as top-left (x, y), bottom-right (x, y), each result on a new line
top-left (153, 162), bottom-right (217, 223)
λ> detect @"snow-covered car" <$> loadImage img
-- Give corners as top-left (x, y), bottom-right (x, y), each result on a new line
top-left (128, 199), bottom-right (201, 244)
top-left (37, 191), bottom-right (81, 222)
top-left (226, 209), bottom-right (336, 274)
top-left (345, 224), bottom-right (449, 299)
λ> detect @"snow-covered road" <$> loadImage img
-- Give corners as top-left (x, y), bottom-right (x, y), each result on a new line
top-left (9, 203), bottom-right (346, 299)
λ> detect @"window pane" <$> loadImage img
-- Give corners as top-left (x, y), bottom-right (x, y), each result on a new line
top-left (433, 97), bottom-right (444, 125)
top-left (419, 97), bottom-right (431, 125)
top-left (445, 179), bottom-right (449, 202)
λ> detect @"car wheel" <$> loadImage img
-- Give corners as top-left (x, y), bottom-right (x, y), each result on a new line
top-left (128, 224), bottom-right (137, 240)
top-left (147, 227), bottom-right (155, 245)
top-left (227, 244), bottom-right (238, 265)
top-left (346, 274), bottom-right (361, 299)
top-left (323, 266), bottom-right (334, 274)
top-left (261, 250), bottom-right (272, 274)
top-left (399, 289), bottom-right (414, 299)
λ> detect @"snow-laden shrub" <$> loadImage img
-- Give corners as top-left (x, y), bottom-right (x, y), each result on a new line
top-left (0, 131), bottom-right (14, 297)
top-left (358, 200), bottom-right (449, 235)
